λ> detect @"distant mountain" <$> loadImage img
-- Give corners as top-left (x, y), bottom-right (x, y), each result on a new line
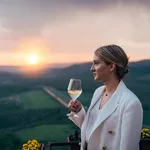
top-left (130, 59), bottom-right (150, 67)
top-left (0, 60), bottom-right (150, 99)
top-left (44, 59), bottom-right (150, 87)
top-left (0, 66), bottom-right (21, 73)
top-left (45, 59), bottom-right (150, 77)
top-left (0, 63), bottom-right (72, 73)
top-left (0, 60), bottom-right (150, 86)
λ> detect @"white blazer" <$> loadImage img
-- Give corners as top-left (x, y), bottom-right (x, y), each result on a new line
top-left (69, 81), bottom-right (143, 150)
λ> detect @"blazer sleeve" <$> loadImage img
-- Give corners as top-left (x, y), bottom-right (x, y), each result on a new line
top-left (120, 99), bottom-right (143, 150)
top-left (68, 107), bottom-right (86, 128)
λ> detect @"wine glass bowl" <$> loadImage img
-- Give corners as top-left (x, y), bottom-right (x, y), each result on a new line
top-left (67, 79), bottom-right (82, 101)
top-left (67, 79), bottom-right (82, 117)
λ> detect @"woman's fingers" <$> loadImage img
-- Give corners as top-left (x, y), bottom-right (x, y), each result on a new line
top-left (76, 105), bottom-right (82, 111)
top-left (68, 100), bottom-right (82, 113)
top-left (69, 106), bottom-right (77, 112)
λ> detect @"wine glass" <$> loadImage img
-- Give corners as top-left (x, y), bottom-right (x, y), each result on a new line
top-left (67, 79), bottom-right (82, 117)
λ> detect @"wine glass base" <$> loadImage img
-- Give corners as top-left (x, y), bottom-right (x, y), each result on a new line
top-left (67, 112), bottom-right (79, 118)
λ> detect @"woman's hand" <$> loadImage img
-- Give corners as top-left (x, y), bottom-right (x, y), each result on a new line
top-left (68, 100), bottom-right (82, 113)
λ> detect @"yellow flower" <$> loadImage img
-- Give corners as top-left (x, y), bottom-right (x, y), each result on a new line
top-left (23, 144), bottom-right (28, 148)
top-left (37, 143), bottom-right (40, 148)
top-left (28, 144), bottom-right (32, 148)
top-left (34, 146), bottom-right (38, 149)
top-left (28, 140), bottom-right (32, 144)
top-left (32, 140), bottom-right (37, 143)
top-left (22, 139), bottom-right (40, 150)
top-left (141, 128), bottom-right (150, 138)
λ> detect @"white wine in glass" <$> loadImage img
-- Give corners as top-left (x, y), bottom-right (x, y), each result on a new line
top-left (68, 90), bottom-right (82, 101)
top-left (67, 79), bottom-right (82, 117)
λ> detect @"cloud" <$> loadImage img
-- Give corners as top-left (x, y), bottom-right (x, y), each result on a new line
top-left (0, 0), bottom-right (150, 62)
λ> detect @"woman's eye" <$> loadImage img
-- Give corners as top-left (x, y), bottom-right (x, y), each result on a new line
top-left (94, 61), bottom-right (99, 64)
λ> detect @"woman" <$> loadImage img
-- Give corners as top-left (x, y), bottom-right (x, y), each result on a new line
top-left (68, 44), bottom-right (143, 150)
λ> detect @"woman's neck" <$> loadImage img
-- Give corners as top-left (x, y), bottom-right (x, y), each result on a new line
top-left (104, 77), bottom-right (120, 96)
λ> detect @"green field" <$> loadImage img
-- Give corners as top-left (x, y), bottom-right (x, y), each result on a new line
top-left (19, 90), bottom-right (63, 109)
top-left (14, 89), bottom-right (77, 144)
top-left (15, 124), bottom-right (74, 142)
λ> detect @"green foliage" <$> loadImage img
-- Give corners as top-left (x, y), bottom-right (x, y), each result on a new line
top-left (0, 133), bottom-right (21, 150)
top-left (16, 124), bottom-right (74, 142)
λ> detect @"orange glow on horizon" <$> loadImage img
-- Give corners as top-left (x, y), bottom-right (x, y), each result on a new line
top-left (0, 51), bottom-right (150, 66)
top-left (14, 37), bottom-right (51, 66)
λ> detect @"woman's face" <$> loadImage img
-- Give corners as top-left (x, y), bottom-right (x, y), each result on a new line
top-left (90, 53), bottom-right (112, 81)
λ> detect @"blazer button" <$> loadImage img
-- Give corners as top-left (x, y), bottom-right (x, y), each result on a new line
top-left (108, 129), bottom-right (114, 134)
top-left (102, 145), bottom-right (107, 149)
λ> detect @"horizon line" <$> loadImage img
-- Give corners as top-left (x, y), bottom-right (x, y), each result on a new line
top-left (0, 58), bottom-right (150, 67)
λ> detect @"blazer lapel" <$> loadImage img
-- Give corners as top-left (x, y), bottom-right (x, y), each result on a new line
top-left (88, 80), bottom-right (127, 142)
top-left (83, 86), bottom-right (105, 128)
top-left (89, 86), bottom-right (105, 111)
top-left (81, 86), bottom-right (105, 149)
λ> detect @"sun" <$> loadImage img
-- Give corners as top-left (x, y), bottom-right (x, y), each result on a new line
top-left (26, 54), bottom-right (38, 65)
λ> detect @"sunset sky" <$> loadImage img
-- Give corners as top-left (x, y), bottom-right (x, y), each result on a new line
top-left (0, 0), bottom-right (150, 66)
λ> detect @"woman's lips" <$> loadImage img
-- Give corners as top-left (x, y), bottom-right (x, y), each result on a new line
top-left (93, 73), bottom-right (97, 76)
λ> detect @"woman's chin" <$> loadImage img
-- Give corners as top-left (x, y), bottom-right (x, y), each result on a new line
top-left (94, 76), bottom-right (102, 81)
top-left (94, 76), bottom-right (98, 80)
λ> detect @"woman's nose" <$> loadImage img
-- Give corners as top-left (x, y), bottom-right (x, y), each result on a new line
top-left (90, 64), bottom-right (94, 71)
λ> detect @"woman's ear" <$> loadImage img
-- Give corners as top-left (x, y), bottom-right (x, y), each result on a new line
top-left (110, 63), bottom-right (116, 72)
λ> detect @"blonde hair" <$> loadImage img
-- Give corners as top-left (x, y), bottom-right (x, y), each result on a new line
top-left (95, 44), bottom-right (129, 79)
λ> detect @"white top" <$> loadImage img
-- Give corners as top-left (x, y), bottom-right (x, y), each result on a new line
top-left (85, 97), bottom-right (102, 142)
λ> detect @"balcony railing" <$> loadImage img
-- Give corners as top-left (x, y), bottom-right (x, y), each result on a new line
top-left (140, 139), bottom-right (150, 150)
top-left (39, 139), bottom-right (150, 150)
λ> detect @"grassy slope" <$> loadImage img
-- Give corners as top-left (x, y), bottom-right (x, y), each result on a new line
top-left (19, 90), bottom-right (63, 109)
top-left (15, 89), bottom-right (91, 142)
top-left (13, 89), bottom-right (76, 142)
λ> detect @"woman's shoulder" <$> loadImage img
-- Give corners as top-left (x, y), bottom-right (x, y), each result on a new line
top-left (122, 88), bottom-right (142, 106)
